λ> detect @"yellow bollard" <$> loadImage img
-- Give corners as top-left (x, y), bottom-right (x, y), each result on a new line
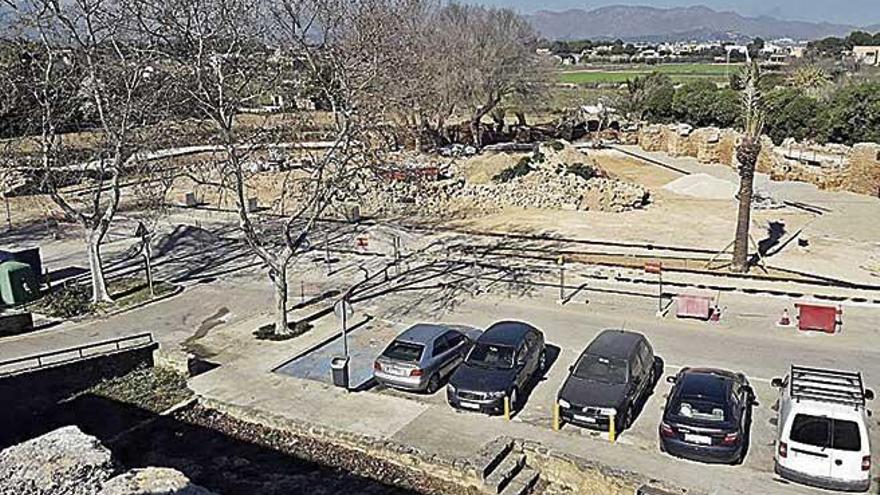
top-left (552, 402), bottom-right (561, 431)
top-left (608, 412), bottom-right (616, 443)
top-left (504, 396), bottom-right (511, 421)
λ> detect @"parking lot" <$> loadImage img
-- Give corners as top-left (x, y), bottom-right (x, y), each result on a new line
top-left (272, 276), bottom-right (880, 493)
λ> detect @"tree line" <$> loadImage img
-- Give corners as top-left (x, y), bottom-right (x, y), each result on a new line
top-left (619, 72), bottom-right (880, 146)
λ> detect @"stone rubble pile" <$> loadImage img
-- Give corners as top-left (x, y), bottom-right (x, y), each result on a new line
top-left (356, 141), bottom-right (650, 217)
top-left (0, 426), bottom-right (216, 495)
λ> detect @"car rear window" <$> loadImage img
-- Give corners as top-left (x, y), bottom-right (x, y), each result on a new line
top-left (573, 354), bottom-right (628, 384)
top-left (382, 341), bottom-right (424, 363)
top-left (676, 398), bottom-right (726, 422)
top-left (790, 414), bottom-right (862, 451)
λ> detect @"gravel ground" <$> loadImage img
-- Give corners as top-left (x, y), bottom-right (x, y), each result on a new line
top-left (112, 404), bottom-right (481, 495)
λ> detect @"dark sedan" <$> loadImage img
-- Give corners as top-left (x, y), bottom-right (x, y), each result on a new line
top-left (447, 321), bottom-right (546, 415)
top-left (659, 368), bottom-right (755, 464)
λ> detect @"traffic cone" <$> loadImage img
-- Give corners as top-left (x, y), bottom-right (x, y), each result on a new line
top-left (709, 305), bottom-right (721, 322)
top-left (778, 308), bottom-right (791, 327)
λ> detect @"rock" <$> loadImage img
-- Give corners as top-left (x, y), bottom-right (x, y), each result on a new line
top-left (99, 468), bottom-right (217, 495)
top-left (0, 426), bottom-right (115, 495)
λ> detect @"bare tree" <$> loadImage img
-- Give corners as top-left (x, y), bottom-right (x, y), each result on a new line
top-left (437, 4), bottom-right (544, 148)
top-left (7, 0), bottom-right (172, 302)
top-left (732, 61), bottom-right (764, 273)
top-left (136, 0), bottom-right (395, 335)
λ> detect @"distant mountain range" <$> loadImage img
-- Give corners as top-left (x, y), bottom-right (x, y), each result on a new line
top-left (526, 5), bottom-right (876, 42)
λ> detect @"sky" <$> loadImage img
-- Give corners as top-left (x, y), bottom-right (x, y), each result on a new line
top-left (479, 1), bottom-right (880, 27)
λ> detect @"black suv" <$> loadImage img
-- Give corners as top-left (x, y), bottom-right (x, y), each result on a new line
top-left (447, 321), bottom-right (546, 415)
top-left (660, 368), bottom-right (754, 464)
top-left (557, 330), bottom-right (658, 431)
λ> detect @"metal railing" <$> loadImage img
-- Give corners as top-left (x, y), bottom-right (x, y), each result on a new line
top-left (0, 332), bottom-right (155, 376)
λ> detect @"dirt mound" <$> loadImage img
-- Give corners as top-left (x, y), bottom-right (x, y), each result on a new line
top-left (662, 173), bottom-right (737, 200)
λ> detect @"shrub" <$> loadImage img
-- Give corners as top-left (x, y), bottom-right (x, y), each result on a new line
top-left (548, 140), bottom-right (566, 151)
top-left (33, 282), bottom-right (93, 318)
top-left (493, 156), bottom-right (533, 182)
top-left (563, 162), bottom-right (601, 180)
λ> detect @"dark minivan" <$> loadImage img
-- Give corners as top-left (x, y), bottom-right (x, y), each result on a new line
top-left (447, 321), bottom-right (546, 415)
top-left (557, 330), bottom-right (658, 431)
top-left (659, 368), bottom-right (755, 464)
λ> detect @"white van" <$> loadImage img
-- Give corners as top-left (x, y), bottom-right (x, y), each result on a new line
top-left (772, 365), bottom-right (874, 492)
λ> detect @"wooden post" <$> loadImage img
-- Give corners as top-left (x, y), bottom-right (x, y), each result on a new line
top-left (552, 402), bottom-right (561, 431)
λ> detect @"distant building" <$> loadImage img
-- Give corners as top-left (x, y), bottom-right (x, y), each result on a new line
top-left (852, 46), bottom-right (880, 66)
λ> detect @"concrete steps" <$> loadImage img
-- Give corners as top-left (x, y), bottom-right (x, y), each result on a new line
top-left (500, 467), bottom-right (539, 495)
top-left (484, 453), bottom-right (525, 493)
top-left (477, 438), bottom-right (539, 495)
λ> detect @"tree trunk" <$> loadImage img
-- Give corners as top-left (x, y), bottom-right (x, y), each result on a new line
top-left (272, 267), bottom-right (290, 336)
top-left (732, 138), bottom-right (760, 272)
top-left (87, 233), bottom-right (112, 303)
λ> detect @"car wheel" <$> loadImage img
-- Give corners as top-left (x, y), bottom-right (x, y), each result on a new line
top-left (426, 374), bottom-right (441, 394)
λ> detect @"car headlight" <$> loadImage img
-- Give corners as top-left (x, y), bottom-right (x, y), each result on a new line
top-left (558, 399), bottom-right (571, 409)
top-left (486, 391), bottom-right (506, 399)
top-left (598, 407), bottom-right (618, 417)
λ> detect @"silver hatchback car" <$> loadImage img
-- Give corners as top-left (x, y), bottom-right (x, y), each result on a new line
top-left (373, 324), bottom-right (477, 393)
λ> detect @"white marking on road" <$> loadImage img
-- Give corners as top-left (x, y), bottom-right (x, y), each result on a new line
top-left (663, 362), bottom-right (774, 384)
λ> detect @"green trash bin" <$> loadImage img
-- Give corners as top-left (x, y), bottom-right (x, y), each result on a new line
top-left (0, 261), bottom-right (40, 307)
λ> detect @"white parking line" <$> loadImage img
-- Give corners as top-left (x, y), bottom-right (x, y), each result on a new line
top-left (663, 362), bottom-right (775, 384)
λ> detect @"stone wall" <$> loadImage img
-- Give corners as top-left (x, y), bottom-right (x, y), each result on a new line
top-left (636, 124), bottom-right (880, 197)
top-left (199, 396), bottom-right (485, 491)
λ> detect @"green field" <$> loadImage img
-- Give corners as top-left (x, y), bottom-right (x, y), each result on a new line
top-left (560, 63), bottom-right (742, 86)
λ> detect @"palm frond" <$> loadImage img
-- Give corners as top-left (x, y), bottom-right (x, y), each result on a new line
top-left (740, 60), bottom-right (764, 138)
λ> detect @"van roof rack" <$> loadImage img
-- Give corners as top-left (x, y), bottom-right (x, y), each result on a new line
top-left (790, 365), bottom-right (866, 409)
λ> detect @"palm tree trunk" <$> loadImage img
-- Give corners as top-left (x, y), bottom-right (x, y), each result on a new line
top-left (731, 169), bottom-right (754, 272)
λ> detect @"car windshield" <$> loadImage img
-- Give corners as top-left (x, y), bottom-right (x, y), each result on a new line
top-left (675, 397), bottom-right (727, 422)
top-left (466, 343), bottom-right (514, 369)
top-left (382, 341), bottom-right (424, 363)
top-left (790, 414), bottom-right (862, 451)
top-left (573, 354), bottom-right (628, 384)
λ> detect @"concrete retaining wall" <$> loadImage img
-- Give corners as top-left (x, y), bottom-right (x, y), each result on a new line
top-left (0, 342), bottom-right (158, 446)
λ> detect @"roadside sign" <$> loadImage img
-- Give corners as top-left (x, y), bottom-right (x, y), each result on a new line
top-left (644, 261), bottom-right (663, 274)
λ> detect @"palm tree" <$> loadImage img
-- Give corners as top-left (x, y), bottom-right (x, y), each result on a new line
top-left (732, 61), bottom-right (764, 273)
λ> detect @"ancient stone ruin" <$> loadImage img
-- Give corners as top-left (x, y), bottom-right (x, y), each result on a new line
top-left (637, 124), bottom-right (880, 197)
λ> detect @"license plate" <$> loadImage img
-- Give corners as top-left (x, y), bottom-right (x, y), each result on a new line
top-left (459, 401), bottom-right (480, 410)
top-left (684, 434), bottom-right (712, 445)
top-left (574, 415), bottom-right (597, 423)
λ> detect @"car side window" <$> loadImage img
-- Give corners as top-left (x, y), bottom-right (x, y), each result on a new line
top-left (517, 342), bottom-right (529, 366)
top-left (631, 352), bottom-right (644, 381)
top-left (640, 342), bottom-right (653, 368)
top-left (525, 333), bottom-right (537, 357)
top-left (432, 335), bottom-right (450, 357)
